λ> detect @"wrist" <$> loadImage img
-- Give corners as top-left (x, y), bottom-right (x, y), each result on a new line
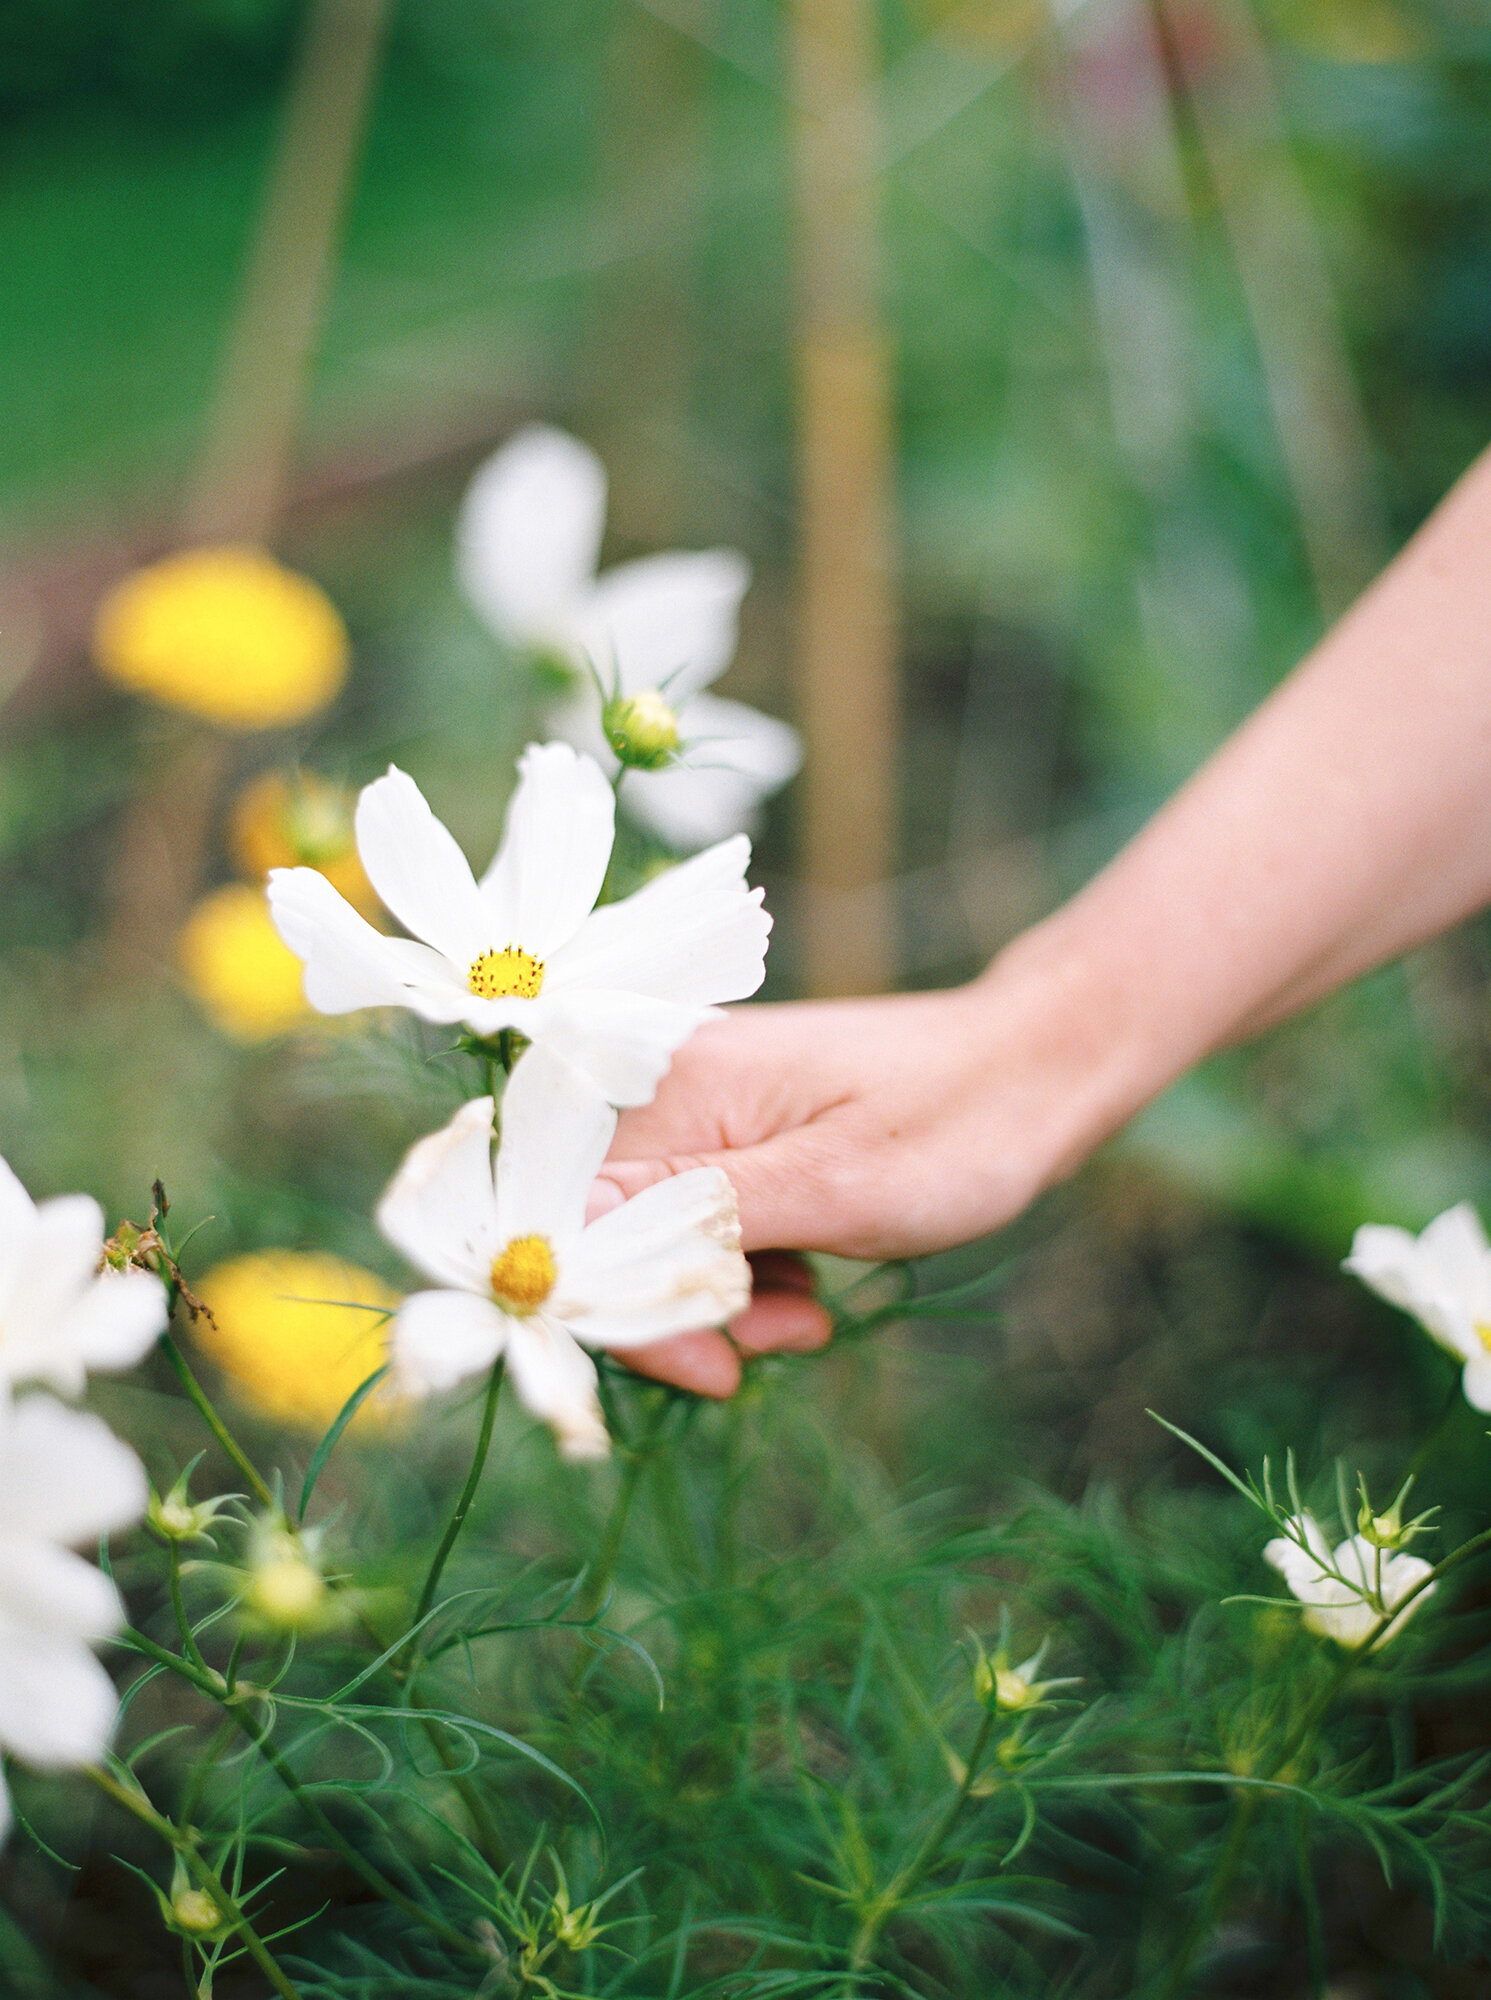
top-left (968, 903), bottom-right (1190, 1189)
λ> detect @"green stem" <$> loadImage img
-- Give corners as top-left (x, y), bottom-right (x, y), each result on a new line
top-left (847, 1706), bottom-right (996, 1983)
top-left (169, 1546), bottom-right (211, 1679)
top-left (158, 1331), bottom-right (274, 1510)
top-left (87, 1765), bottom-right (304, 2000)
top-left (412, 1359), bottom-right (505, 1636)
top-left (577, 1445), bottom-right (649, 1628)
top-left (124, 1628), bottom-right (479, 1961)
top-left (1155, 1793), bottom-right (1257, 2000)
top-left (1155, 1522), bottom-right (1491, 1997)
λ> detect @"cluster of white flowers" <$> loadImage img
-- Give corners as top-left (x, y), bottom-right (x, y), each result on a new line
top-left (0, 1156), bottom-right (165, 1831)
top-left (267, 436), bottom-right (784, 1457)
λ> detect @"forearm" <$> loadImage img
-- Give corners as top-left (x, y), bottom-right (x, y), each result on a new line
top-left (985, 442), bottom-right (1491, 1158)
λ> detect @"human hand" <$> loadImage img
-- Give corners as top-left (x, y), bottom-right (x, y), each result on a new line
top-left (595, 952), bottom-right (1142, 1395)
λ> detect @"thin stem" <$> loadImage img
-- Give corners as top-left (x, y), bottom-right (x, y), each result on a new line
top-left (1155, 1793), bottom-right (1257, 2000)
top-left (158, 1331), bottom-right (274, 1510)
top-left (412, 1360), bottom-right (505, 1636)
top-left (169, 1546), bottom-right (211, 1679)
top-left (1155, 1521), bottom-right (1491, 1996)
top-left (847, 1705), bottom-right (996, 1982)
top-left (87, 1765), bottom-right (304, 2000)
top-left (574, 1391), bottom-right (679, 1632)
top-left (123, 1627), bottom-right (479, 1961)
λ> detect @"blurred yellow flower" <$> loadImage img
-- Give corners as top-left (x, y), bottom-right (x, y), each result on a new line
top-left (229, 769), bottom-right (376, 915)
top-left (195, 1250), bottom-right (400, 1430)
top-left (93, 546), bottom-right (348, 730)
top-left (179, 883), bottom-right (310, 1042)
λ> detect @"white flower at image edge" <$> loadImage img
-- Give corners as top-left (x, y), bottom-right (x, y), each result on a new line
top-left (0, 1156), bottom-right (168, 1399)
top-left (376, 1047), bottom-right (752, 1460)
top-left (1344, 1202), bottom-right (1491, 1410)
top-left (0, 1397), bottom-right (147, 1837)
top-left (457, 425), bottom-right (802, 851)
top-left (1263, 1512), bottom-right (1434, 1650)
top-left (267, 741), bottom-right (771, 1107)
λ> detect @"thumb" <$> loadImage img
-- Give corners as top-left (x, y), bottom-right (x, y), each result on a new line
top-left (595, 1130), bottom-right (841, 1255)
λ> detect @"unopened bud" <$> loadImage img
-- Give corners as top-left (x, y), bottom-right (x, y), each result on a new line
top-left (603, 689), bottom-right (680, 770)
top-left (242, 1521), bottom-right (330, 1630)
top-left (172, 1888), bottom-right (223, 1935)
top-left (148, 1470), bottom-right (236, 1547)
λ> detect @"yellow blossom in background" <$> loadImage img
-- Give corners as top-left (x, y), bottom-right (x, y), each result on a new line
top-left (93, 546), bottom-right (348, 729)
top-left (179, 883), bottom-right (310, 1041)
top-left (230, 769), bottom-right (376, 914)
top-left (194, 1250), bottom-right (400, 1430)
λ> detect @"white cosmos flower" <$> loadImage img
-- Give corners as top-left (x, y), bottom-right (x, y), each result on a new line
top-left (377, 1047), bottom-right (751, 1460)
top-left (456, 425), bottom-right (802, 851)
top-left (1344, 1202), bottom-right (1491, 1411)
top-left (0, 1156), bottom-right (167, 1401)
top-left (267, 741), bottom-right (771, 1107)
top-left (0, 1396), bottom-right (147, 1839)
top-left (1263, 1512), bottom-right (1434, 1650)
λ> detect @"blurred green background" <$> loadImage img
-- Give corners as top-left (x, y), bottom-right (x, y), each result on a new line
top-left (3, 3), bottom-right (1491, 1988)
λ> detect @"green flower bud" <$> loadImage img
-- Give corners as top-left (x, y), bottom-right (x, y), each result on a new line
top-left (603, 689), bottom-right (681, 770)
top-left (147, 1469), bottom-right (237, 1547)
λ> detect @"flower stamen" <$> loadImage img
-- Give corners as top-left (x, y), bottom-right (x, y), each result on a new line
top-left (490, 1235), bottom-right (557, 1315)
top-left (468, 945), bottom-right (544, 1000)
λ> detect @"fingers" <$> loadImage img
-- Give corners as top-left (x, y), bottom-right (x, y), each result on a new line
top-left (620, 1328), bottom-right (741, 1398)
top-left (617, 1253), bottom-right (831, 1394)
top-left (597, 1129), bottom-right (847, 1255)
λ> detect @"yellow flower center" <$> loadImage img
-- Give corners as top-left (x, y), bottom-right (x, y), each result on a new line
top-left (1477, 1322), bottom-right (1491, 1355)
top-left (490, 1235), bottom-right (557, 1314)
top-left (468, 945), bottom-right (545, 1000)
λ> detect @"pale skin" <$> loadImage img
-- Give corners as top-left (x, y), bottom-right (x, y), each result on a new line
top-left (597, 442), bottom-right (1491, 1397)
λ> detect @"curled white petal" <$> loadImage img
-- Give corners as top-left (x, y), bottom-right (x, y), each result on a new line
top-left (558, 1167), bottom-right (750, 1351)
top-left (503, 1317), bottom-right (609, 1462)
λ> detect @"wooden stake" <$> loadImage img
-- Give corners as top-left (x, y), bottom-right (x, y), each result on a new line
top-left (183, 0), bottom-right (391, 546)
top-left (789, 0), bottom-right (899, 996)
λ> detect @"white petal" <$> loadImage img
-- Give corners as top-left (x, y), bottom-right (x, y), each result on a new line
top-left (537, 989), bottom-right (711, 1108)
top-left (0, 1627), bottom-right (121, 1768)
top-left (577, 550), bottom-right (749, 702)
top-left (0, 1540), bottom-right (124, 1645)
top-left (269, 867), bottom-right (469, 1019)
top-left (549, 835), bottom-right (770, 1005)
top-left (543, 691), bottom-right (612, 769)
top-left (391, 1289), bottom-right (507, 1397)
top-left (478, 742), bottom-right (615, 959)
top-left (503, 1317), bottom-right (609, 1461)
top-left (0, 1399), bottom-right (146, 1547)
top-left (1343, 1223), bottom-right (1424, 1312)
top-left (457, 426), bottom-right (607, 647)
top-left (1461, 1352), bottom-right (1491, 1412)
top-left (0, 1771), bottom-right (12, 1846)
top-left (557, 1167), bottom-right (750, 1350)
top-left (622, 693), bottom-right (802, 851)
top-left (0, 1196), bottom-right (106, 1391)
top-left (0, 1157), bottom-right (37, 1286)
top-left (493, 1046), bottom-right (615, 1248)
top-left (377, 1097), bottom-right (502, 1292)
top-left (55, 1270), bottom-right (167, 1377)
top-left (1344, 1212), bottom-right (1489, 1357)
top-left (355, 768), bottom-right (491, 967)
